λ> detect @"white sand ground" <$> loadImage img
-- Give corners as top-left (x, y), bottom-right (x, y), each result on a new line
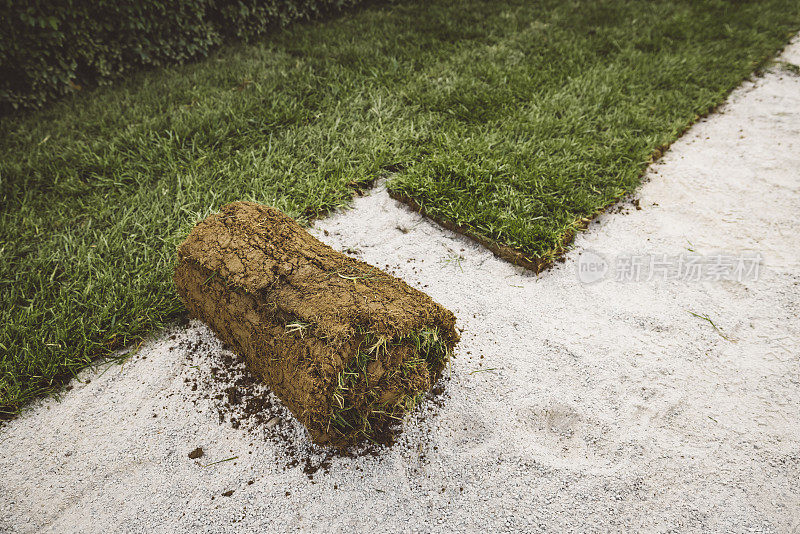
top-left (2, 41), bottom-right (800, 533)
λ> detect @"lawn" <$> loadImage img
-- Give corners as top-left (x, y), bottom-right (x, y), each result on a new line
top-left (2, 0), bottom-right (799, 417)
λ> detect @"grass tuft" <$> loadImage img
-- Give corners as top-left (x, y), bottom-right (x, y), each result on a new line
top-left (327, 327), bottom-right (451, 442)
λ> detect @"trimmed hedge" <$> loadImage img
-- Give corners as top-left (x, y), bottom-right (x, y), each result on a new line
top-left (0, 0), bottom-right (364, 113)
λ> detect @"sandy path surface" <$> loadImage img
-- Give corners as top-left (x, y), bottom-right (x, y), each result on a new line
top-left (2, 41), bottom-right (800, 533)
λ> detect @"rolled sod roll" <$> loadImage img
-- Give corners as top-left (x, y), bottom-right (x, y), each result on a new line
top-left (174, 201), bottom-right (458, 447)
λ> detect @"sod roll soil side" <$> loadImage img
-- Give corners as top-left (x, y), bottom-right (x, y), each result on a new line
top-left (174, 201), bottom-right (458, 447)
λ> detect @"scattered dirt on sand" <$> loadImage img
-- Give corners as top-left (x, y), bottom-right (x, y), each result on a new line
top-left (175, 325), bottom-right (452, 476)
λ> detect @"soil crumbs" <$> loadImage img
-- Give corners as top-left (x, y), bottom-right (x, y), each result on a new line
top-left (175, 325), bottom-right (448, 477)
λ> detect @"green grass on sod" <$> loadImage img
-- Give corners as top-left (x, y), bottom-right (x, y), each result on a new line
top-left (1, 0), bottom-right (799, 417)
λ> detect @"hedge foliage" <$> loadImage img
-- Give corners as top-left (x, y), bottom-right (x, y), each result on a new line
top-left (0, 0), bottom-right (363, 113)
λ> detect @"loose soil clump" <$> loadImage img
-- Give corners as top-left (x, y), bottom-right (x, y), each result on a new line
top-left (174, 201), bottom-right (458, 448)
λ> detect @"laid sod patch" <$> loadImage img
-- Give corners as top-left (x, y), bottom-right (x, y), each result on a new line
top-left (1, 0), bottom-right (799, 416)
top-left (174, 201), bottom-right (458, 446)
